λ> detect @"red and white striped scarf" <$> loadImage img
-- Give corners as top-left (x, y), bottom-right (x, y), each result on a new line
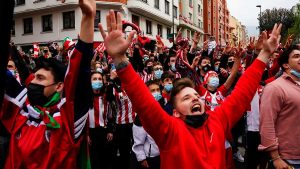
top-left (33, 43), bottom-right (39, 58)
top-left (88, 95), bottom-right (109, 128)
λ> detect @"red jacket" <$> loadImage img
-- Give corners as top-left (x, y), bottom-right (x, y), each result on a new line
top-left (117, 59), bottom-right (266, 169)
top-left (0, 39), bottom-right (93, 169)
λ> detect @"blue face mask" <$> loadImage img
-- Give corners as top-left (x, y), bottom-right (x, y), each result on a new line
top-left (152, 92), bottom-right (162, 101)
top-left (208, 77), bottom-right (219, 88)
top-left (214, 66), bottom-right (219, 72)
top-left (164, 84), bottom-right (173, 92)
top-left (143, 56), bottom-right (149, 62)
top-left (291, 69), bottom-right (300, 78)
top-left (170, 63), bottom-right (177, 71)
top-left (9, 69), bottom-right (16, 76)
top-left (92, 80), bottom-right (103, 90)
top-left (154, 70), bottom-right (163, 79)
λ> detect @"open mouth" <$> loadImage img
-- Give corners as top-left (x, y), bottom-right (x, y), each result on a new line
top-left (191, 104), bottom-right (201, 113)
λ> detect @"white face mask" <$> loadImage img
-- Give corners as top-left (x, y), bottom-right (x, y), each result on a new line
top-left (208, 77), bottom-right (219, 88)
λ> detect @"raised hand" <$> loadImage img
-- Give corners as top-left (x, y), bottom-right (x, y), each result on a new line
top-left (257, 23), bottom-right (282, 63)
top-left (247, 36), bottom-right (255, 51)
top-left (284, 34), bottom-right (294, 49)
top-left (223, 42), bottom-right (231, 54)
top-left (99, 10), bottom-right (136, 61)
top-left (255, 34), bottom-right (264, 51)
top-left (156, 35), bottom-right (164, 49)
top-left (175, 27), bottom-right (183, 44)
top-left (203, 41), bottom-right (209, 51)
top-left (262, 23), bottom-right (282, 54)
top-left (235, 42), bottom-right (245, 59)
top-left (191, 56), bottom-right (201, 70)
top-left (79, 0), bottom-right (96, 17)
top-left (192, 32), bottom-right (201, 45)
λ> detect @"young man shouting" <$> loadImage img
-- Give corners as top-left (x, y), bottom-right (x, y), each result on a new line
top-left (99, 10), bottom-right (282, 169)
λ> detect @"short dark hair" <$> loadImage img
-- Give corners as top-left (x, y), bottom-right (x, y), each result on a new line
top-left (278, 45), bottom-right (300, 70)
top-left (170, 78), bottom-right (195, 107)
top-left (146, 79), bottom-right (160, 87)
top-left (91, 70), bottom-right (104, 79)
top-left (35, 57), bottom-right (67, 83)
top-left (161, 71), bottom-right (175, 82)
top-left (145, 59), bottom-right (153, 66)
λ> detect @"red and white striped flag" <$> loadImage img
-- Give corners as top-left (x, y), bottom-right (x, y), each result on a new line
top-left (33, 43), bottom-right (39, 58)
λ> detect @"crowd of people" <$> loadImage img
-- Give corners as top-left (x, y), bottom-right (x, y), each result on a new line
top-left (0, 0), bottom-right (300, 169)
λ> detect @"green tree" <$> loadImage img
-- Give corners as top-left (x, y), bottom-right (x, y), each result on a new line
top-left (288, 4), bottom-right (300, 43)
top-left (259, 8), bottom-right (294, 40)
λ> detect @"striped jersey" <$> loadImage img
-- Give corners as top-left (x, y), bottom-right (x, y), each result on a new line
top-left (88, 95), bottom-right (109, 128)
top-left (113, 88), bottom-right (135, 124)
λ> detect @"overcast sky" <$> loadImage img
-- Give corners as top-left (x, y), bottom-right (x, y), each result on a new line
top-left (227, 0), bottom-right (299, 36)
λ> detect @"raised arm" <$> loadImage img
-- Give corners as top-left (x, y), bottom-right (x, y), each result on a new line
top-left (63, 0), bottom-right (95, 140)
top-left (223, 43), bottom-right (242, 90)
top-left (216, 24), bottom-right (282, 132)
top-left (99, 10), bottom-right (171, 147)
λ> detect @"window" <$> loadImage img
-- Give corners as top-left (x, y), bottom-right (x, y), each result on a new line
top-left (23, 18), bottom-right (33, 34)
top-left (154, 0), bottom-right (159, 9)
top-left (42, 15), bottom-right (52, 32)
top-left (157, 24), bottom-right (162, 36)
top-left (63, 11), bottom-right (75, 29)
top-left (132, 15), bottom-right (140, 27)
top-left (146, 20), bottom-right (152, 34)
top-left (173, 6), bottom-right (178, 18)
top-left (198, 19), bottom-right (201, 28)
top-left (94, 10), bottom-right (101, 30)
top-left (189, 0), bottom-right (192, 7)
top-left (198, 5), bottom-right (201, 14)
top-left (189, 13), bottom-right (192, 21)
top-left (167, 27), bottom-right (171, 37)
top-left (15, 0), bottom-right (25, 5)
top-left (141, 0), bottom-right (147, 3)
top-left (11, 20), bottom-right (15, 36)
top-left (165, 0), bottom-right (170, 14)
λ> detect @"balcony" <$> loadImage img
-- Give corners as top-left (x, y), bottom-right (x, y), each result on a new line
top-left (127, 0), bottom-right (178, 25)
top-left (14, 0), bottom-right (78, 16)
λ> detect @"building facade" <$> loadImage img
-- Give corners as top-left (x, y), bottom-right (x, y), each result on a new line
top-left (203, 0), bottom-right (229, 46)
top-left (229, 15), bottom-right (247, 46)
top-left (12, 0), bottom-right (179, 48)
top-left (178, 0), bottom-right (204, 46)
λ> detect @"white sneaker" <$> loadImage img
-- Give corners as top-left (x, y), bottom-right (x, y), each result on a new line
top-left (233, 152), bottom-right (244, 163)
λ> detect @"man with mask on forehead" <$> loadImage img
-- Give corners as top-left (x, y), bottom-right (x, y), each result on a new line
top-left (0, 0), bottom-right (96, 168)
top-left (99, 10), bottom-right (282, 169)
top-left (259, 44), bottom-right (300, 169)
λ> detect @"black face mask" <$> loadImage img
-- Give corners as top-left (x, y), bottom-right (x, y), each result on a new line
top-left (145, 66), bottom-right (153, 74)
top-left (185, 112), bottom-right (209, 128)
top-left (227, 61), bottom-right (234, 69)
top-left (27, 83), bottom-right (55, 107)
top-left (202, 64), bottom-right (212, 73)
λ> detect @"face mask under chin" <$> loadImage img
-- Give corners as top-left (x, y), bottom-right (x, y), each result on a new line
top-left (184, 112), bottom-right (209, 128)
top-left (177, 111), bottom-right (209, 128)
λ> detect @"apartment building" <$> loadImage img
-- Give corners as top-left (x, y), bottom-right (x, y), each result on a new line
top-left (12, 0), bottom-right (179, 48)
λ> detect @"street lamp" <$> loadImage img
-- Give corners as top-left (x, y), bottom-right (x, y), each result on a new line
top-left (256, 5), bottom-right (262, 33)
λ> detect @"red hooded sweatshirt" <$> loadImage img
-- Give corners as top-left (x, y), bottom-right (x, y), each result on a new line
top-left (117, 59), bottom-right (266, 169)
